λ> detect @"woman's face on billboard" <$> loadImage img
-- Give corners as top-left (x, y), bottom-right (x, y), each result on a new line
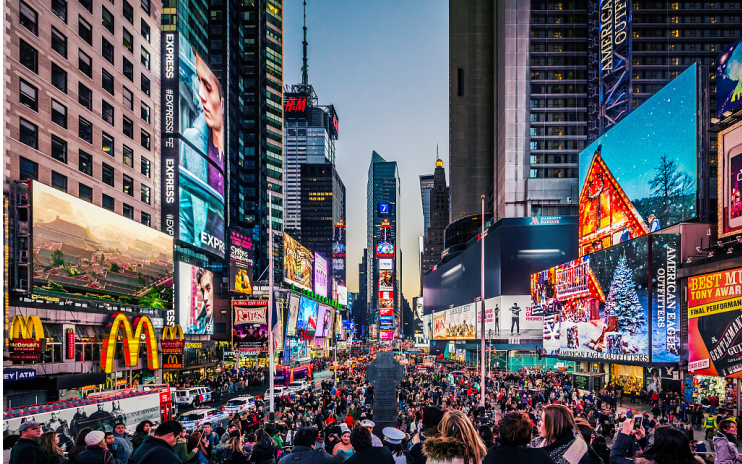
top-left (195, 53), bottom-right (223, 134)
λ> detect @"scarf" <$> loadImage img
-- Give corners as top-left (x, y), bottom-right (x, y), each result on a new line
top-left (540, 430), bottom-right (588, 464)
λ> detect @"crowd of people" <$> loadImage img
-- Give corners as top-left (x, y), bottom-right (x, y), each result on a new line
top-left (6, 355), bottom-right (742, 464)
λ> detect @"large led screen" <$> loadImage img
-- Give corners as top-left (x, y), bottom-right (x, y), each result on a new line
top-left (178, 262), bottom-right (214, 334)
top-left (286, 293), bottom-right (300, 337)
top-left (718, 123), bottom-right (742, 238)
top-left (284, 233), bottom-right (313, 291)
top-left (229, 230), bottom-right (253, 294)
top-left (296, 297), bottom-right (318, 334)
top-left (315, 304), bottom-right (332, 338)
top-left (688, 268), bottom-right (742, 378)
top-left (651, 234), bottom-right (681, 363)
top-left (578, 65), bottom-right (698, 256)
top-left (314, 252), bottom-right (329, 298)
top-left (232, 301), bottom-right (268, 351)
top-left (716, 37), bottom-right (742, 118)
top-left (31, 181), bottom-right (173, 308)
top-left (479, 295), bottom-right (543, 341)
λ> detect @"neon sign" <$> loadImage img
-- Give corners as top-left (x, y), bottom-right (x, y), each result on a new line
top-left (284, 97), bottom-right (307, 114)
top-left (100, 312), bottom-right (159, 374)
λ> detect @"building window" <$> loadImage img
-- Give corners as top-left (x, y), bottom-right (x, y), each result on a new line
top-left (51, 100), bottom-right (67, 128)
top-left (102, 38), bottom-right (114, 64)
top-left (102, 163), bottom-right (114, 186)
top-left (141, 0), bottom-right (150, 15)
top-left (19, 118), bottom-right (38, 149)
top-left (141, 211), bottom-right (151, 227)
top-left (78, 16), bottom-right (92, 44)
top-left (101, 194), bottom-right (114, 211)
top-left (79, 183), bottom-right (93, 202)
top-left (141, 74), bottom-right (150, 96)
top-left (19, 1), bottom-right (38, 35)
top-left (19, 39), bottom-right (38, 73)
top-left (78, 50), bottom-right (92, 77)
top-left (140, 156), bottom-right (150, 177)
top-left (123, 144), bottom-right (133, 167)
top-left (122, 203), bottom-right (134, 219)
top-left (79, 117), bottom-right (92, 144)
top-left (52, 63), bottom-right (67, 92)
top-left (123, 58), bottom-right (133, 81)
top-left (79, 149), bottom-right (92, 175)
top-left (79, 0), bottom-right (92, 13)
top-left (19, 156), bottom-right (38, 180)
top-left (123, 28), bottom-right (133, 53)
top-left (101, 7), bottom-right (114, 34)
top-left (102, 132), bottom-right (114, 156)
top-left (140, 46), bottom-right (150, 70)
top-left (78, 83), bottom-right (92, 110)
top-left (140, 129), bottom-right (150, 150)
top-left (19, 79), bottom-right (38, 111)
top-left (51, 27), bottom-right (67, 58)
top-left (123, 174), bottom-right (134, 196)
top-left (123, 116), bottom-right (133, 138)
top-left (140, 184), bottom-right (150, 204)
top-left (51, 171), bottom-right (68, 192)
top-left (141, 19), bottom-right (150, 42)
top-left (102, 101), bottom-right (114, 125)
top-left (140, 102), bottom-right (150, 123)
top-left (123, 1), bottom-right (133, 23)
top-left (51, 0), bottom-right (67, 22)
top-left (102, 69), bottom-right (115, 95)
top-left (123, 87), bottom-right (134, 110)
top-left (51, 135), bottom-right (67, 162)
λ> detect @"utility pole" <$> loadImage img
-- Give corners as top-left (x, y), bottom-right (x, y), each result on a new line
top-left (268, 185), bottom-right (275, 415)
top-left (480, 195), bottom-right (486, 408)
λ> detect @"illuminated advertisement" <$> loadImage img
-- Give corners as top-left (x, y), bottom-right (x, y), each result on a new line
top-left (379, 270), bottom-right (393, 290)
top-left (432, 311), bottom-right (447, 340)
top-left (380, 331), bottom-right (394, 340)
top-left (445, 304), bottom-right (477, 340)
top-left (296, 296), bottom-right (318, 335)
top-left (233, 300), bottom-right (268, 352)
top-left (283, 338), bottom-right (309, 362)
top-left (376, 241), bottom-right (395, 258)
top-left (378, 203), bottom-right (390, 215)
top-left (715, 37), bottom-right (742, 118)
top-left (718, 122), bottom-right (742, 238)
top-left (578, 65), bottom-right (698, 256)
top-left (376, 219), bottom-right (395, 258)
top-left (315, 304), bottom-right (333, 338)
top-left (314, 252), bottom-right (329, 298)
top-left (31, 181), bottom-right (173, 308)
top-left (178, 262), bottom-right (214, 334)
top-left (286, 293), bottom-right (300, 337)
top-left (283, 233), bottom-right (313, 291)
top-left (379, 315), bottom-right (393, 330)
top-left (688, 267), bottom-right (742, 377)
top-left (335, 312), bottom-right (342, 339)
top-left (337, 286), bottom-right (348, 306)
top-left (479, 295), bottom-right (542, 340)
top-left (332, 223), bottom-right (346, 257)
top-left (651, 234), bottom-right (680, 363)
top-left (379, 258), bottom-right (393, 270)
top-left (229, 230), bottom-right (253, 294)
top-left (539, 237), bottom-right (650, 363)
top-left (284, 93), bottom-right (308, 117)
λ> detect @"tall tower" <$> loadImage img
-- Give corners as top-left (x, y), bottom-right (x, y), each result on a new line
top-left (421, 155), bottom-right (449, 279)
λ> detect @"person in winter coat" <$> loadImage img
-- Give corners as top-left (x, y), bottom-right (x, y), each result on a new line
top-left (72, 431), bottom-right (115, 464)
top-left (132, 421), bottom-right (154, 452)
top-left (482, 412), bottom-right (555, 464)
top-left (422, 410), bottom-right (487, 464)
top-left (112, 424), bottom-right (133, 464)
top-left (9, 421), bottom-right (48, 464)
top-left (40, 430), bottom-right (68, 464)
top-left (250, 429), bottom-right (277, 464)
top-left (130, 421), bottom-right (186, 464)
top-left (611, 420), bottom-right (701, 464)
top-left (590, 436), bottom-right (610, 464)
top-left (713, 419), bottom-right (741, 464)
top-left (408, 407), bottom-right (444, 464)
top-left (227, 437), bottom-right (250, 464)
top-left (276, 427), bottom-right (343, 464)
top-left (68, 428), bottom-right (95, 464)
top-left (344, 427), bottom-right (394, 464)
top-left (573, 419), bottom-right (604, 464)
top-left (172, 428), bottom-right (197, 464)
top-left (531, 404), bottom-right (591, 464)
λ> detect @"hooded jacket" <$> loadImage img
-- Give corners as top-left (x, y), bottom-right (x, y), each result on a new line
top-left (422, 437), bottom-right (469, 464)
top-left (713, 431), bottom-right (740, 464)
top-left (250, 438), bottom-right (277, 464)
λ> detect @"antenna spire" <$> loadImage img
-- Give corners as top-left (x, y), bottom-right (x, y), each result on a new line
top-left (301, 0), bottom-right (309, 86)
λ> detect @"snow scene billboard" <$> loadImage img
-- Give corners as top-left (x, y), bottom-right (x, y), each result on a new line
top-left (578, 64), bottom-right (698, 257)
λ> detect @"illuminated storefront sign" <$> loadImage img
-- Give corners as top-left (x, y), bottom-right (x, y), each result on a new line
top-left (100, 313), bottom-right (159, 374)
top-left (284, 96), bottom-right (307, 114)
top-left (9, 315), bottom-right (44, 362)
top-left (161, 325), bottom-right (184, 352)
top-left (66, 328), bottom-right (75, 360)
top-left (184, 342), bottom-right (203, 349)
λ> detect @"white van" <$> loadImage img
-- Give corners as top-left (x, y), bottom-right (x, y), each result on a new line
top-left (223, 395), bottom-right (256, 414)
top-left (174, 387), bottom-right (212, 407)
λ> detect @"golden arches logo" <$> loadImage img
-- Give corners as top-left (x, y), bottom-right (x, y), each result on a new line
top-left (9, 315), bottom-right (44, 340)
top-left (162, 325), bottom-right (184, 342)
top-left (100, 312), bottom-right (159, 374)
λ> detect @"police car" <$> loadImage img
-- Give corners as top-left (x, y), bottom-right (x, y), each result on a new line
top-left (177, 408), bottom-right (230, 432)
top-left (223, 395), bottom-right (256, 414)
top-left (288, 381), bottom-right (310, 393)
top-left (263, 386), bottom-right (289, 401)
top-left (174, 387), bottom-right (212, 408)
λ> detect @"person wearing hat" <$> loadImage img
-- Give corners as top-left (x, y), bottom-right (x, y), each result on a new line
top-left (360, 420), bottom-right (383, 447)
top-left (382, 428), bottom-right (407, 464)
top-left (344, 427), bottom-right (394, 464)
top-left (277, 427), bottom-right (343, 464)
top-left (333, 424), bottom-right (354, 458)
top-left (9, 421), bottom-right (47, 464)
top-left (70, 430), bottom-right (115, 464)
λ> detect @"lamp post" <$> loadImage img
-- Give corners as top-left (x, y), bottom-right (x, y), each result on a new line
top-left (480, 195), bottom-right (486, 408)
top-left (268, 185), bottom-right (275, 415)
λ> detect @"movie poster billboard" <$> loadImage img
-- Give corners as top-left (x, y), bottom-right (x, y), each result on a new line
top-left (688, 267), bottom-right (742, 377)
top-left (283, 233), bottom-right (313, 291)
top-left (30, 181), bottom-right (174, 308)
top-left (229, 230), bottom-right (253, 294)
top-left (715, 38), bottom-right (742, 118)
top-left (432, 311), bottom-right (447, 340)
top-left (718, 122), bottom-right (742, 238)
top-left (480, 295), bottom-right (543, 340)
top-left (379, 331), bottom-right (393, 340)
top-left (335, 313), bottom-right (342, 339)
top-left (315, 304), bottom-right (332, 338)
top-left (178, 262), bottom-right (214, 334)
top-left (286, 293), bottom-right (300, 337)
top-left (651, 234), bottom-right (681, 363)
top-left (296, 297), bottom-right (318, 334)
top-left (379, 270), bottom-right (393, 290)
top-left (444, 304), bottom-right (477, 340)
top-left (232, 300), bottom-right (268, 351)
top-left (578, 65), bottom-right (698, 256)
top-left (314, 252), bottom-right (329, 298)
top-left (539, 237), bottom-right (650, 363)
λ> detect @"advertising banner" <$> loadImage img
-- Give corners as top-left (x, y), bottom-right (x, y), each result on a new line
top-left (379, 259), bottom-right (393, 270)
top-left (376, 219), bottom-right (395, 258)
top-left (315, 304), bottom-right (333, 338)
top-left (161, 32), bottom-right (180, 238)
top-left (335, 313), bottom-right (343, 339)
top-left (715, 37), bottom-right (742, 118)
top-left (379, 331), bottom-right (394, 340)
top-left (178, 262), bottom-right (214, 334)
top-left (688, 267), bottom-right (742, 377)
top-left (651, 234), bottom-right (681, 363)
top-left (379, 270), bottom-right (393, 290)
top-left (480, 295), bottom-right (543, 340)
top-left (333, 224), bottom-right (346, 257)
top-left (296, 296), bottom-right (318, 335)
top-left (286, 293), bottom-right (300, 337)
top-left (31, 181), bottom-right (173, 308)
top-left (233, 301), bottom-right (268, 352)
top-left (314, 253), bottom-right (329, 298)
top-left (284, 233), bottom-right (313, 291)
top-left (432, 311), bottom-right (447, 340)
top-left (718, 123), bottom-right (742, 238)
top-left (283, 338), bottom-right (309, 363)
top-left (578, 65), bottom-right (698, 256)
top-left (337, 286), bottom-right (348, 306)
top-left (229, 230), bottom-right (253, 294)
top-left (443, 304), bottom-right (477, 340)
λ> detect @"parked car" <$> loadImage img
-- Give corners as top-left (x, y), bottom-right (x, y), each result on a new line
top-left (175, 387), bottom-right (212, 408)
top-left (223, 395), bottom-right (256, 414)
top-left (177, 408), bottom-right (229, 432)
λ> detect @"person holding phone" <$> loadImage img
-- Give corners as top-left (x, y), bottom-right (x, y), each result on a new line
top-left (609, 418), bottom-right (650, 464)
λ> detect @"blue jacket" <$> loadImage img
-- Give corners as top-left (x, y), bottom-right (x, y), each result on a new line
top-left (609, 432), bottom-right (649, 464)
top-left (112, 433), bottom-right (133, 464)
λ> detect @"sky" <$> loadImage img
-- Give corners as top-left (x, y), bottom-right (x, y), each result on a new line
top-left (283, 1), bottom-right (449, 306)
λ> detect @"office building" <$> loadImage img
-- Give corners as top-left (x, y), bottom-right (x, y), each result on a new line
top-left (162, 0), bottom-right (208, 57)
top-left (421, 157), bottom-right (449, 277)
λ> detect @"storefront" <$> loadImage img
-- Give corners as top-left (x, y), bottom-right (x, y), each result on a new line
top-left (683, 375), bottom-right (737, 408)
top-left (610, 364), bottom-right (645, 394)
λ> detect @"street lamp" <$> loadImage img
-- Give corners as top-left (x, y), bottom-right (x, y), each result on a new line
top-left (480, 195), bottom-right (486, 408)
top-left (267, 184), bottom-right (275, 415)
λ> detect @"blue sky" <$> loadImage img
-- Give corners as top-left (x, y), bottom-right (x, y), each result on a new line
top-left (283, 1), bottom-right (449, 304)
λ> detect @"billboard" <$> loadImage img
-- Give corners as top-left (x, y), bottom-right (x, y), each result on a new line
top-left (332, 223), bottom-right (346, 257)
top-left (444, 304), bottom-right (477, 340)
top-left (379, 258), bottom-right (393, 270)
top-left (335, 313), bottom-right (342, 339)
top-left (432, 311), bottom-right (447, 340)
top-left (229, 230), bottom-right (253, 294)
top-left (31, 181), bottom-right (173, 308)
top-left (479, 295), bottom-right (543, 341)
top-left (650, 234), bottom-right (680, 363)
top-left (232, 300), bottom-right (268, 352)
top-left (315, 304), bottom-right (332, 338)
top-left (376, 219), bottom-right (395, 258)
top-left (283, 338), bottom-right (309, 362)
top-left (718, 122), bottom-right (742, 238)
top-left (286, 293), bottom-right (300, 337)
top-left (715, 37), bottom-right (742, 118)
top-left (296, 296), bottom-right (318, 335)
top-left (379, 331), bottom-right (394, 340)
top-left (314, 252), bottom-right (329, 298)
top-left (283, 233), bottom-right (313, 291)
top-left (337, 286), bottom-right (348, 306)
top-left (578, 65), bottom-right (698, 256)
top-left (379, 270), bottom-right (393, 290)
top-left (688, 268), bottom-right (742, 377)
top-left (178, 262), bottom-right (214, 334)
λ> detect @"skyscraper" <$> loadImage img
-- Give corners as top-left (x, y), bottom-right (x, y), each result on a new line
top-left (421, 157), bottom-right (449, 278)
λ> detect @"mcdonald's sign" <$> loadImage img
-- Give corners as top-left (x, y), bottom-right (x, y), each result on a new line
top-left (100, 312), bottom-right (159, 374)
top-left (163, 352), bottom-right (183, 370)
top-left (8, 315), bottom-right (45, 362)
top-left (161, 325), bottom-right (184, 353)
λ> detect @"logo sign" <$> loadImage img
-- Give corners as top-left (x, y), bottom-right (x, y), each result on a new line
top-left (379, 291), bottom-right (393, 300)
top-left (185, 342), bottom-right (203, 349)
top-left (100, 313), bottom-right (159, 374)
top-left (66, 328), bottom-right (75, 360)
top-left (161, 325), bottom-right (184, 353)
top-left (378, 203), bottom-right (390, 215)
top-left (3, 369), bottom-right (36, 382)
top-left (9, 315), bottom-right (44, 362)
top-left (284, 96), bottom-right (307, 114)
top-left (379, 259), bottom-right (393, 270)
top-left (163, 353), bottom-right (183, 370)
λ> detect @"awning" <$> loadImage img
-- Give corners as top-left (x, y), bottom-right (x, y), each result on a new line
top-left (5, 372), bottom-right (106, 391)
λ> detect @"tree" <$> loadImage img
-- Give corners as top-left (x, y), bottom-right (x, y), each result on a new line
top-left (605, 254), bottom-right (645, 335)
top-left (649, 154), bottom-right (694, 223)
top-left (50, 249), bottom-right (65, 267)
top-left (109, 262), bottom-right (120, 273)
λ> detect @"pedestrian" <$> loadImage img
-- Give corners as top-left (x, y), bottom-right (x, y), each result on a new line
top-left (333, 427), bottom-right (354, 458)
top-left (227, 437), bottom-right (250, 464)
top-left (407, 407), bottom-right (444, 464)
top-left (482, 412), bottom-right (555, 464)
top-left (40, 430), bottom-right (68, 464)
top-left (132, 421), bottom-right (154, 452)
top-left (713, 419), bottom-right (740, 464)
top-left (130, 420), bottom-right (185, 464)
top-left (250, 429), bottom-right (277, 464)
top-left (704, 415), bottom-right (717, 441)
top-left (104, 433), bottom-right (117, 463)
top-left (381, 428), bottom-right (407, 464)
top-left (9, 421), bottom-right (48, 464)
top-left (612, 424), bottom-right (702, 464)
top-left (276, 427), bottom-right (341, 464)
top-left (172, 429), bottom-right (197, 464)
top-left (68, 428), bottom-right (94, 464)
top-left (344, 427), bottom-right (394, 464)
top-left (531, 404), bottom-right (591, 464)
top-left (360, 420), bottom-right (383, 448)
top-left (111, 423), bottom-right (132, 464)
top-left (422, 410), bottom-right (487, 464)
top-left (70, 430), bottom-right (115, 464)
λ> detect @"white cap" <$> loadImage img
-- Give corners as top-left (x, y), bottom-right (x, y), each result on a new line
top-left (382, 427), bottom-right (405, 445)
top-left (361, 419), bottom-right (375, 428)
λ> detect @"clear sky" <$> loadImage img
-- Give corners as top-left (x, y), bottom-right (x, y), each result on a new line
top-left (283, 0), bottom-right (449, 307)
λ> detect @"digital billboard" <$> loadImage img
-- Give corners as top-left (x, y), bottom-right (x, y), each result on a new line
top-left (651, 234), bottom-right (680, 363)
top-left (335, 312), bottom-right (342, 339)
top-left (444, 304), bottom-right (477, 340)
top-left (578, 64), bottom-right (698, 256)
top-left (688, 268), bottom-right (742, 377)
top-left (296, 296), bottom-right (318, 335)
top-left (378, 203), bottom-right (390, 215)
top-left (178, 262), bottom-right (214, 334)
top-left (286, 293), bottom-right (300, 337)
top-left (229, 230), bottom-right (253, 294)
top-left (379, 270), bottom-right (393, 289)
top-left (379, 331), bottom-right (394, 340)
top-left (432, 311), bottom-right (447, 340)
top-left (315, 304), bottom-right (332, 338)
top-left (337, 286), bottom-right (348, 306)
top-left (332, 223), bottom-right (346, 257)
top-left (376, 241), bottom-right (395, 258)
top-left (376, 219), bottom-right (395, 258)
top-left (283, 338), bottom-right (309, 362)
top-left (715, 37), bottom-right (742, 118)
top-left (232, 300), bottom-right (268, 352)
top-left (31, 181), bottom-right (173, 308)
top-left (284, 233), bottom-right (313, 291)
top-left (314, 252), bottom-right (329, 298)
top-left (479, 295), bottom-right (543, 341)
top-left (718, 122), bottom-right (742, 238)
top-left (379, 259), bottom-right (393, 270)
